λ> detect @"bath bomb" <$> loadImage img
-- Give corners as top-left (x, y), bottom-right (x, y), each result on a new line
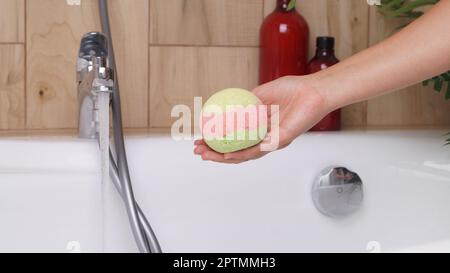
top-left (201, 88), bottom-right (268, 153)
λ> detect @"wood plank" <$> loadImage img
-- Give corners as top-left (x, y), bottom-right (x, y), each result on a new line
top-left (0, 44), bottom-right (25, 129)
top-left (366, 6), bottom-right (450, 126)
top-left (26, 0), bottom-right (100, 129)
top-left (0, 0), bottom-right (25, 43)
top-left (149, 46), bottom-right (259, 128)
top-left (26, 0), bottom-right (148, 129)
top-left (264, 0), bottom-right (370, 127)
top-left (150, 0), bottom-right (263, 46)
top-left (367, 85), bottom-right (450, 126)
top-left (107, 0), bottom-right (149, 128)
top-left (2, 0), bottom-right (444, 133)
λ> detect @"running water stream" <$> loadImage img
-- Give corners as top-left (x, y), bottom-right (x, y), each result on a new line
top-left (97, 92), bottom-right (110, 249)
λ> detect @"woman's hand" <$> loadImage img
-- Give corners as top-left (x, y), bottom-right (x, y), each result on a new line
top-left (194, 0), bottom-right (450, 164)
top-left (194, 76), bottom-right (333, 164)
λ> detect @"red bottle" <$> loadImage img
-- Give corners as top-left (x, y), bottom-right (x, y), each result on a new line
top-left (308, 37), bottom-right (341, 131)
top-left (259, 0), bottom-right (309, 84)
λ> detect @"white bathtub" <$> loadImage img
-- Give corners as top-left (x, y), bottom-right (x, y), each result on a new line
top-left (0, 130), bottom-right (449, 253)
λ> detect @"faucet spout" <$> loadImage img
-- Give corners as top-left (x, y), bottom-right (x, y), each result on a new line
top-left (77, 32), bottom-right (113, 139)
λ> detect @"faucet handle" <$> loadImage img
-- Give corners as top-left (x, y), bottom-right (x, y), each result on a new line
top-left (77, 32), bottom-right (112, 83)
top-left (79, 32), bottom-right (108, 60)
top-left (77, 32), bottom-right (114, 87)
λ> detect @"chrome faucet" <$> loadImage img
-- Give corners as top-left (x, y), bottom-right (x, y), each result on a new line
top-left (76, 32), bottom-right (113, 139)
top-left (75, 26), bottom-right (161, 253)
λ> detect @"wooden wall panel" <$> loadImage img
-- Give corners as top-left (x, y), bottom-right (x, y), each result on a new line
top-left (26, 0), bottom-right (100, 129)
top-left (150, 0), bottom-right (263, 46)
top-left (0, 0), bottom-right (447, 133)
top-left (366, 7), bottom-right (450, 127)
top-left (0, 45), bottom-right (25, 129)
top-left (149, 46), bottom-right (259, 128)
top-left (0, 0), bottom-right (25, 43)
top-left (108, 0), bottom-right (149, 128)
top-left (26, 0), bottom-right (148, 129)
top-left (264, 0), bottom-right (370, 127)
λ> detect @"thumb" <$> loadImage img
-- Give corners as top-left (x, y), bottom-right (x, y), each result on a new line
top-left (252, 81), bottom-right (276, 105)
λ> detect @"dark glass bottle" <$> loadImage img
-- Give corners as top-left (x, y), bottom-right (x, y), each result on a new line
top-left (259, 0), bottom-right (309, 84)
top-left (308, 37), bottom-right (341, 131)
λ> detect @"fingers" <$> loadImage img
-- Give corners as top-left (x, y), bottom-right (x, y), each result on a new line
top-left (194, 139), bottom-right (206, 146)
top-left (194, 143), bottom-right (266, 164)
top-left (194, 144), bottom-right (211, 154)
top-left (224, 144), bottom-right (269, 162)
top-left (194, 140), bottom-right (245, 164)
top-left (253, 86), bottom-right (274, 105)
top-left (202, 151), bottom-right (243, 164)
top-left (194, 122), bottom-right (291, 164)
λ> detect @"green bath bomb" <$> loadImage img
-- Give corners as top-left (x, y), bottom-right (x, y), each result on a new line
top-left (201, 88), bottom-right (268, 154)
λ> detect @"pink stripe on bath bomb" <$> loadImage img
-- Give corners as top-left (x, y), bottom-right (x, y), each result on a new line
top-left (201, 105), bottom-right (268, 138)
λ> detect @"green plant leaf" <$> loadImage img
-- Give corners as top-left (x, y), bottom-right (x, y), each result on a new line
top-left (434, 77), bottom-right (443, 92)
top-left (403, 11), bottom-right (424, 18)
top-left (441, 72), bottom-right (450, 81)
top-left (380, 0), bottom-right (405, 14)
top-left (287, 0), bottom-right (296, 11)
top-left (379, 0), bottom-right (437, 19)
top-left (389, 0), bottom-right (439, 18)
top-left (446, 82), bottom-right (450, 100)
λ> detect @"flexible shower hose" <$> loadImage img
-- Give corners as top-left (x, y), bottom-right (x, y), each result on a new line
top-left (98, 0), bottom-right (162, 253)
